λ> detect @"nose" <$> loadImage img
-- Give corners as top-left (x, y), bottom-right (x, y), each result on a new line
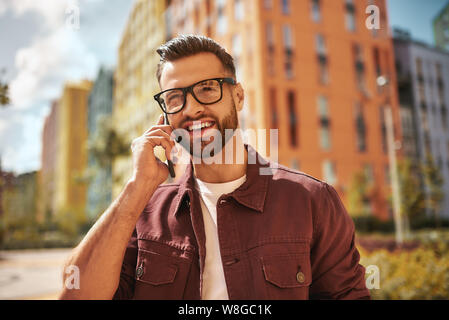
top-left (182, 90), bottom-right (205, 118)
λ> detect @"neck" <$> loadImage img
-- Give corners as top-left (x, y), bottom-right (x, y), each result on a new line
top-left (192, 135), bottom-right (248, 183)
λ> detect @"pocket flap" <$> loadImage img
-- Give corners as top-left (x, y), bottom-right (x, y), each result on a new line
top-left (261, 254), bottom-right (311, 288)
top-left (136, 250), bottom-right (178, 286)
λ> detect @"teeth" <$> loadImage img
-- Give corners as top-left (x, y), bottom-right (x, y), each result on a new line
top-left (188, 122), bottom-right (213, 131)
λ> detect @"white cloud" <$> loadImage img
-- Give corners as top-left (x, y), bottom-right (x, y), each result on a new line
top-left (0, 0), bottom-right (133, 174)
top-left (10, 28), bottom-right (98, 109)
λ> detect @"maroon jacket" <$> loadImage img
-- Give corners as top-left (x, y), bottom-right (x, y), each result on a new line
top-left (114, 145), bottom-right (370, 300)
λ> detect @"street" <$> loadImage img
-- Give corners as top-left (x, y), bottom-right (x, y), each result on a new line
top-left (0, 248), bottom-right (72, 300)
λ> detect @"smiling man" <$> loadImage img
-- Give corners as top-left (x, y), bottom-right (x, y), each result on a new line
top-left (59, 35), bottom-right (370, 300)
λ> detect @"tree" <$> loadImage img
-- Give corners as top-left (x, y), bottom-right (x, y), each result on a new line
top-left (0, 68), bottom-right (10, 106)
top-left (397, 158), bottom-right (426, 236)
top-left (422, 152), bottom-right (444, 228)
top-left (347, 169), bottom-right (374, 217)
top-left (87, 115), bottom-right (130, 167)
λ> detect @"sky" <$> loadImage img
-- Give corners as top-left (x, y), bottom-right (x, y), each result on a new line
top-left (0, 0), bottom-right (448, 174)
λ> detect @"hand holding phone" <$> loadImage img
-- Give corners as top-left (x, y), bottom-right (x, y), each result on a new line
top-left (164, 114), bottom-right (176, 178)
top-left (129, 114), bottom-right (177, 186)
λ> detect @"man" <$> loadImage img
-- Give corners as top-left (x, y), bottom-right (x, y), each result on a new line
top-left (59, 35), bottom-right (370, 300)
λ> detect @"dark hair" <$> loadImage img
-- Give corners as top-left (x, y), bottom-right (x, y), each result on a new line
top-left (156, 34), bottom-right (236, 83)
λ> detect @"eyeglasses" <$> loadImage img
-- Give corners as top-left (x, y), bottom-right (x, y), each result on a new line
top-left (154, 77), bottom-right (236, 114)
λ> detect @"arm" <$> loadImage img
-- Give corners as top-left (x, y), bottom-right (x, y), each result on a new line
top-left (59, 114), bottom-right (176, 300)
top-left (309, 183), bottom-right (371, 300)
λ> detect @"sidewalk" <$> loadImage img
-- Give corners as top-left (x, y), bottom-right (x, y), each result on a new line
top-left (0, 248), bottom-right (72, 300)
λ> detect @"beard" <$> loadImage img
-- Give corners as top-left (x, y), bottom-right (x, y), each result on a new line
top-left (177, 100), bottom-right (239, 159)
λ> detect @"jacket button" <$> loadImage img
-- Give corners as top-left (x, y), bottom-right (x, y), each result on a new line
top-left (136, 266), bottom-right (144, 278)
top-left (296, 271), bottom-right (305, 284)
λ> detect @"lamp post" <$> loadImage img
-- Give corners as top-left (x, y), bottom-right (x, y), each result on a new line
top-left (377, 75), bottom-right (403, 245)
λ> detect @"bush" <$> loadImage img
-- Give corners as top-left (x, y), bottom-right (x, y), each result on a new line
top-left (353, 215), bottom-right (449, 234)
top-left (359, 232), bottom-right (449, 299)
top-left (353, 216), bottom-right (395, 233)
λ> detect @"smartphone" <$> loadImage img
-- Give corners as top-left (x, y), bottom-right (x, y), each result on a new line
top-left (164, 114), bottom-right (176, 178)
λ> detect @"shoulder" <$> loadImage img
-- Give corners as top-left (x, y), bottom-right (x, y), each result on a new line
top-left (270, 162), bottom-right (326, 196)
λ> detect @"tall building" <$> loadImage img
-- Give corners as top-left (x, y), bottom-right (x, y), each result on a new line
top-left (54, 80), bottom-right (93, 226)
top-left (86, 67), bottom-right (114, 221)
top-left (112, 0), bottom-right (167, 197)
top-left (394, 29), bottom-right (449, 218)
top-left (433, 2), bottom-right (449, 51)
top-left (38, 100), bottom-right (60, 222)
top-left (164, 0), bottom-right (402, 219)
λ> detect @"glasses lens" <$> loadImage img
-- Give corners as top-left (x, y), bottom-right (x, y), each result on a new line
top-left (193, 79), bottom-right (221, 104)
top-left (159, 89), bottom-right (184, 113)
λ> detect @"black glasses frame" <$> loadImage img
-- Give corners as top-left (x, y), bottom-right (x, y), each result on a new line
top-left (154, 77), bottom-right (236, 114)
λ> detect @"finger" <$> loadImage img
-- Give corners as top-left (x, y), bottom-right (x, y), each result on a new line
top-left (146, 129), bottom-right (176, 148)
top-left (145, 124), bottom-right (173, 137)
top-left (147, 136), bottom-right (176, 161)
top-left (157, 113), bottom-right (165, 125)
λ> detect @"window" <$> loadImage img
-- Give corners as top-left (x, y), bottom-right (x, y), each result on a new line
top-left (345, 0), bottom-right (356, 32)
top-left (264, 0), bottom-right (273, 9)
top-left (282, 0), bottom-right (290, 15)
top-left (287, 90), bottom-right (298, 147)
top-left (364, 164), bottom-right (374, 184)
top-left (270, 88), bottom-right (278, 129)
top-left (318, 96), bottom-right (331, 151)
top-left (379, 107), bottom-right (387, 153)
top-left (283, 25), bottom-right (294, 79)
top-left (290, 159), bottom-right (300, 170)
top-left (311, 0), bottom-right (321, 22)
top-left (266, 23), bottom-right (275, 75)
top-left (205, 0), bottom-right (212, 36)
top-left (217, 0), bottom-right (227, 34)
top-left (355, 102), bottom-right (367, 152)
top-left (353, 44), bottom-right (366, 92)
top-left (234, 0), bottom-right (244, 21)
top-left (323, 160), bottom-right (337, 185)
top-left (316, 34), bottom-right (328, 84)
top-left (232, 34), bottom-right (242, 81)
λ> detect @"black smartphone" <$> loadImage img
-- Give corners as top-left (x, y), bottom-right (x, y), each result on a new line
top-left (164, 114), bottom-right (176, 178)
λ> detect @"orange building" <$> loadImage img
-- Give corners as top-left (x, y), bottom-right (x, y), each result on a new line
top-left (164, 0), bottom-right (402, 220)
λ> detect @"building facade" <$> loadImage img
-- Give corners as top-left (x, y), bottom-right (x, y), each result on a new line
top-left (433, 2), bottom-right (449, 52)
top-left (86, 67), bottom-right (115, 221)
top-left (163, 0), bottom-right (402, 219)
top-left (394, 31), bottom-right (449, 218)
top-left (112, 0), bottom-right (168, 198)
top-left (54, 80), bottom-right (93, 226)
top-left (38, 100), bottom-right (60, 222)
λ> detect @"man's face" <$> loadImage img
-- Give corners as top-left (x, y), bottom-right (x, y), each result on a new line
top-left (159, 52), bottom-right (244, 158)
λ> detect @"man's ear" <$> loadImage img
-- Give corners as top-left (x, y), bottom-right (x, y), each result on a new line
top-left (234, 83), bottom-right (244, 112)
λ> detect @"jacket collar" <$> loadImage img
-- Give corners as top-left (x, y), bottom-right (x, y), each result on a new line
top-left (172, 144), bottom-right (270, 216)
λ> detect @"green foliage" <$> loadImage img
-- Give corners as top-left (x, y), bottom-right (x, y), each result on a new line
top-left (87, 115), bottom-right (130, 167)
top-left (397, 158), bottom-right (426, 220)
top-left (422, 152), bottom-right (444, 225)
top-left (347, 169), bottom-right (374, 217)
top-left (0, 68), bottom-right (10, 106)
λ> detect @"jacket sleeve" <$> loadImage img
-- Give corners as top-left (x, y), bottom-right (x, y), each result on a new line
top-left (113, 228), bottom-right (138, 300)
top-left (309, 182), bottom-right (371, 300)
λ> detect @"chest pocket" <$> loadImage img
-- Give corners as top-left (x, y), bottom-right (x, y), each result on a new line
top-left (261, 253), bottom-right (312, 299)
top-left (133, 246), bottom-right (193, 300)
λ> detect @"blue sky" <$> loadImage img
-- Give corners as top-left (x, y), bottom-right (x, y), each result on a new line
top-left (0, 0), bottom-right (448, 174)
top-left (387, 0), bottom-right (448, 45)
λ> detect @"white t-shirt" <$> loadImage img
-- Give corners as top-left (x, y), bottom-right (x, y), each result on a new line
top-left (194, 174), bottom-right (247, 300)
